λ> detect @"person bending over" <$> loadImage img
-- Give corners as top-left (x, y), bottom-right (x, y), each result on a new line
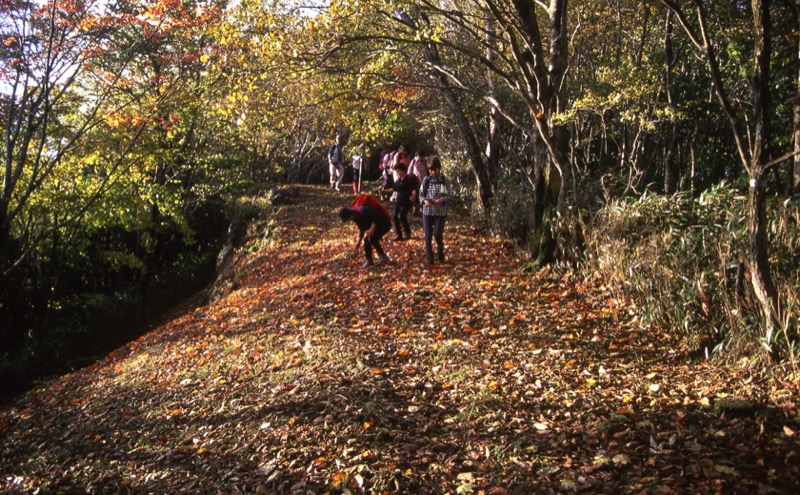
top-left (338, 202), bottom-right (393, 268)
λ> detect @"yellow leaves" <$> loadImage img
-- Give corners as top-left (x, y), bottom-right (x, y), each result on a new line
top-left (331, 471), bottom-right (349, 488)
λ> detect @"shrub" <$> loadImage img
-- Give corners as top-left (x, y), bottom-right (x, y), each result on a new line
top-left (585, 182), bottom-right (800, 367)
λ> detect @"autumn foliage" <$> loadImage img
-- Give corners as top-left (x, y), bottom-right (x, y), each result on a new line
top-left (1, 186), bottom-right (798, 494)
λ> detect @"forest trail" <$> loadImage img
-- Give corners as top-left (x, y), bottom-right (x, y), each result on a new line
top-left (1, 185), bottom-right (798, 494)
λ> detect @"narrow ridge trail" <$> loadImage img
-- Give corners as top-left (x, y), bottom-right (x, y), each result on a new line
top-left (1, 185), bottom-right (797, 494)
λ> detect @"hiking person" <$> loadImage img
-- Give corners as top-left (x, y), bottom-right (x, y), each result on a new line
top-left (393, 145), bottom-right (412, 170)
top-left (407, 150), bottom-right (427, 215)
top-left (338, 194), bottom-right (393, 268)
top-left (378, 151), bottom-right (394, 201)
top-left (328, 134), bottom-right (345, 191)
top-left (383, 162), bottom-right (419, 241)
top-left (384, 145), bottom-right (410, 204)
top-left (419, 157), bottom-right (448, 265)
top-left (351, 142), bottom-right (367, 194)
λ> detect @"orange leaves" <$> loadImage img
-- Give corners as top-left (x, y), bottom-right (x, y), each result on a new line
top-left (615, 406), bottom-right (634, 416)
top-left (331, 471), bottom-right (349, 488)
top-left (462, 325), bottom-right (479, 336)
top-left (4, 186), bottom-right (793, 494)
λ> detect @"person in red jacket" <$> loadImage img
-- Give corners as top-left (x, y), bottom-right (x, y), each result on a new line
top-left (338, 201), bottom-right (393, 268)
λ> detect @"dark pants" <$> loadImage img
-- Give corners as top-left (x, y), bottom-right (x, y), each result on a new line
top-left (393, 200), bottom-right (412, 238)
top-left (422, 215), bottom-right (446, 262)
top-left (364, 222), bottom-right (391, 261)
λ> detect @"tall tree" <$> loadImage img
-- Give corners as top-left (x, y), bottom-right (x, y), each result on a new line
top-left (0, 0), bottom-right (142, 333)
top-left (0, 0), bottom-right (222, 339)
top-left (659, 0), bottom-right (782, 352)
top-left (793, 1), bottom-right (800, 194)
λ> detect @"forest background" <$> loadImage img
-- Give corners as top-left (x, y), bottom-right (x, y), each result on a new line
top-left (2, 0), bottom-right (800, 396)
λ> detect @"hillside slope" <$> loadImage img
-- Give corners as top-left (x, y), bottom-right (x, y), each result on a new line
top-left (1, 185), bottom-right (798, 494)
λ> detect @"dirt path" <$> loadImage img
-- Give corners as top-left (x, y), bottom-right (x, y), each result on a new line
top-left (1, 185), bottom-right (798, 494)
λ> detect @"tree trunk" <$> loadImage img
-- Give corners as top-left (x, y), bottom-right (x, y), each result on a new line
top-left (423, 47), bottom-right (493, 213)
top-left (750, 0), bottom-right (780, 347)
top-left (664, 11), bottom-right (679, 194)
top-left (662, 0), bottom-right (781, 355)
top-left (748, 175), bottom-right (778, 340)
top-left (530, 133), bottom-right (557, 265)
top-left (794, 4), bottom-right (800, 195)
top-left (485, 8), bottom-right (503, 187)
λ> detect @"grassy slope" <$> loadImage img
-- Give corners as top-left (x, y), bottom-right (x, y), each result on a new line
top-left (1, 185), bottom-right (798, 494)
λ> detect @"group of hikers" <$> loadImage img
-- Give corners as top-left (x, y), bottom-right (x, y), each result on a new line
top-left (329, 135), bottom-right (448, 268)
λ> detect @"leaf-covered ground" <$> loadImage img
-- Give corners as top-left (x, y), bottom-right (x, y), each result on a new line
top-left (1, 185), bottom-right (799, 494)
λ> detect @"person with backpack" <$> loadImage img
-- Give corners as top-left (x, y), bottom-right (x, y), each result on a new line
top-left (338, 194), bottom-right (394, 268)
top-left (419, 157), bottom-right (448, 265)
top-left (378, 151), bottom-right (394, 201)
top-left (408, 150), bottom-right (428, 215)
top-left (328, 134), bottom-right (345, 191)
top-left (382, 162), bottom-right (419, 241)
top-left (351, 141), bottom-right (367, 194)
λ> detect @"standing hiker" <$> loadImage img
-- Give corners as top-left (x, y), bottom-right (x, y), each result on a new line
top-left (408, 149), bottom-right (427, 215)
top-left (419, 157), bottom-right (448, 265)
top-left (328, 134), bottom-right (345, 191)
top-left (382, 162), bottom-right (419, 241)
top-left (351, 142), bottom-right (367, 194)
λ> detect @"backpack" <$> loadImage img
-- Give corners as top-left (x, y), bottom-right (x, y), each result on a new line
top-left (329, 144), bottom-right (343, 165)
top-left (351, 193), bottom-right (391, 220)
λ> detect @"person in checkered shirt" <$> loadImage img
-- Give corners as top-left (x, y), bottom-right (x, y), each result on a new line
top-left (419, 157), bottom-right (449, 265)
